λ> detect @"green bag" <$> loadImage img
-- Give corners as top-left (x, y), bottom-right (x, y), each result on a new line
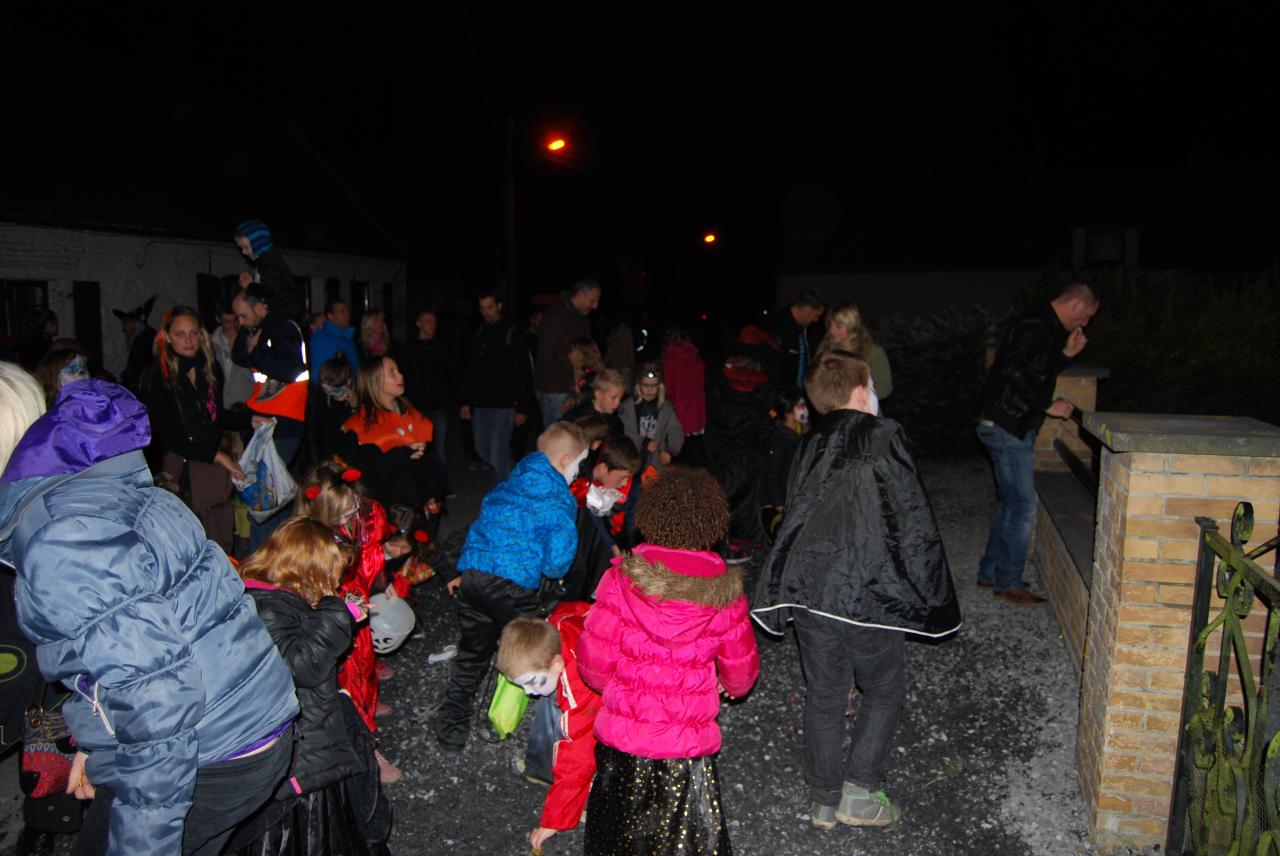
top-left (487, 672), bottom-right (529, 739)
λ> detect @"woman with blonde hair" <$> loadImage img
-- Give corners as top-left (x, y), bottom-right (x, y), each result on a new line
top-left (343, 355), bottom-right (444, 513)
top-left (0, 362), bottom-right (46, 471)
top-left (818, 303), bottom-right (893, 399)
top-left (144, 305), bottom-right (251, 550)
top-left (359, 312), bottom-right (392, 359)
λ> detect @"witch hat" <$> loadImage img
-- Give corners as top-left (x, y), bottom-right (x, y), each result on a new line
top-left (112, 295), bottom-right (157, 324)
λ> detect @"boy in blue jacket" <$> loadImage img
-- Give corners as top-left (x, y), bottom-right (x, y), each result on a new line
top-left (433, 421), bottom-right (588, 751)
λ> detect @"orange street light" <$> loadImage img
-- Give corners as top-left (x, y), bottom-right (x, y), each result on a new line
top-left (547, 138), bottom-right (567, 152)
top-left (703, 233), bottom-right (717, 244)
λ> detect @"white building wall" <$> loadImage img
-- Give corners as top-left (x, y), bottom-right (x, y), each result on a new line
top-left (0, 222), bottom-right (405, 376)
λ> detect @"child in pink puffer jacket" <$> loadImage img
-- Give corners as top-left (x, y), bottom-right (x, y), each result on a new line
top-left (577, 466), bottom-right (760, 855)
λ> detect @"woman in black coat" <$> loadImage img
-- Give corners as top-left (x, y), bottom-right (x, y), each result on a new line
top-left (143, 306), bottom-right (250, 551)
top-left (232, 516), bottom-right (392, 855)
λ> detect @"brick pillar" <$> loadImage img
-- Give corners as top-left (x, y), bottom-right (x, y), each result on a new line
top-left (1035, 365), bottom-right (1109, 473)
top-left (1077, 413), bottom-right (1280, 851)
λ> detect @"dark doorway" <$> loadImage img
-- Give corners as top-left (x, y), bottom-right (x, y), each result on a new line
top-left (72, 281), bottom-right (103, 370)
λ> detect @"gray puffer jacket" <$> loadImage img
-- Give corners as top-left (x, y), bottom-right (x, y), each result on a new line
top-left (0, 380), bottom-right (298, 856)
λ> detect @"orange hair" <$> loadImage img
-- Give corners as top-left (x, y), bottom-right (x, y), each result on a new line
top-left (238, 516), bottom-right (354, 605)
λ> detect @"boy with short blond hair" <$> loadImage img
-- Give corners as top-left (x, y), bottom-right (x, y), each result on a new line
top-left (433, 422), bottom-right (589, 751)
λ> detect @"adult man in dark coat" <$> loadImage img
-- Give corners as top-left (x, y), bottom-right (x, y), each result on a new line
top-left (459, 288), bottom-right (535, 481)
top-left (976, 281), bottom-right (1098, 606)
top-left (753, 351), bottom-right (959, 832)
top-left (112, 296), bottom-right (157, 393)
top-left (771, 289), bottom-right (826, 388)
top-left (534, 278), bottom-right (600, 427)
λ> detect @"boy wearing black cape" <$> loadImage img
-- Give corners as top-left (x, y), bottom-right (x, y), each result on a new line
top-left (752, 351), bottom-right (961, 832)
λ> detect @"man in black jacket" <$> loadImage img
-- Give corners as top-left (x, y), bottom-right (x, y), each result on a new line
top-left (977, 281), bottom-right (1098, 606)
top-left (771, 289), bottom-right (826, 388)
top-left (459, 288), bottom-right (535, 481)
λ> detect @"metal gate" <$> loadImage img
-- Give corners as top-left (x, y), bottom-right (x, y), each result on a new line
top-left (1167, 502), bottom-right (1280, 854)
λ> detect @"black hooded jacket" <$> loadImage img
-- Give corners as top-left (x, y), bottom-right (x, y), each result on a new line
top-left (246, 586), bottom-right (365, 794)
top-left (752, 409), bottom-right (961, 638)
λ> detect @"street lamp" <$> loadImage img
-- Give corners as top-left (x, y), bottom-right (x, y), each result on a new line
top-left (703, 232), bottom-right (717, 244)
top-left (547, 138), bottom-right (567, 152)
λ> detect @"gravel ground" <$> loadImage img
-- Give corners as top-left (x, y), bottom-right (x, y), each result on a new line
top-left (372, 455), bottom-right (1120, 856)
top-left (2, 455), bottom-right (1161, 855)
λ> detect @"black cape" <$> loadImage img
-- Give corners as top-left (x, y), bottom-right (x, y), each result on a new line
top-left (752, 409), bottom-right (961, 639)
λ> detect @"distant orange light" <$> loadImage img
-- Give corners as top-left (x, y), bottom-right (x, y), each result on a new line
top-left (548, 138), bottom-right (567, 152)
top-left (703, 233), bottom-right (717, 244)
top-left (700, 313), bottom-right (708, 321)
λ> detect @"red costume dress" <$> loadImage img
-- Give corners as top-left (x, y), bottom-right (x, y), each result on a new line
top-left (541, 601), bottom-right (605, 832)
top-left (337, 499), bottom-right (395, 732)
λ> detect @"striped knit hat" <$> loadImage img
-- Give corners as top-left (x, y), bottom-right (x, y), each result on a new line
top-left (235, 220), bottom-right (274, 257)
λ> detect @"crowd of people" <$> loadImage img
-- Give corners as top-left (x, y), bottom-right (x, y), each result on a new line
top-left (0, 217), bottom-right (1101, 855)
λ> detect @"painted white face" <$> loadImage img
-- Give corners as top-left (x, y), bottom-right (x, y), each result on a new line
top-left (793, 402), bottom-right (809, 424)
top-left (559, 448), bottom-right (589, 485)
top-left (513, 667), bottom-right (561, 697)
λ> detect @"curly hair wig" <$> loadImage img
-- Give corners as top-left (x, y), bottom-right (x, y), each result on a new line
top-left (635, 466), bottom-right (730, 551)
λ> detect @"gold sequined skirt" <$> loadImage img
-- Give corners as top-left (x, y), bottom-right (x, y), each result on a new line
top-left (584, 742), bottom-right (733, 856)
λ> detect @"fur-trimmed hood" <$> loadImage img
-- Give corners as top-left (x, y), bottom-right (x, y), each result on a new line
top-left (617, 545), bottom-right (742, 609)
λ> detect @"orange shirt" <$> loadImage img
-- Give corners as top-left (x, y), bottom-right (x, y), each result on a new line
top-left (343, 405), bottom-right (434, 452)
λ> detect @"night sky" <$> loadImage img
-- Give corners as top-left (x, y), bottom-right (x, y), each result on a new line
top-left (7, 4), bottom-right (1278, 310)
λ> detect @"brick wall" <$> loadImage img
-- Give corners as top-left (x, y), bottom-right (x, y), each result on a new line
top-left (1079, 450), bottom-right (1280, 850)
top-left (1035, 495), bottom-right (1090, 676)
top-left (1034, 370), bottom-right (1104, 473)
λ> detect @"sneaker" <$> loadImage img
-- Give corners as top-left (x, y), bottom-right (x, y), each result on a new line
top-left (994, 586), bottom-right (1048, 607)
top-left (836, 783), bottom-right (900, 828)
top-left (376, 661), bottom-right (395, 682)
top-left (514, 757), bottom-right (552, 787)
top-left (723, 542), bottom-right (752, 566)
top-left (428, 644), bottom-right (458, 664)
top-left (375, 750), bottom-right (402, 785)
top-left (810, 802), bottom-right (837, 830)
top-left (375, 701), bottom-right (393, 718)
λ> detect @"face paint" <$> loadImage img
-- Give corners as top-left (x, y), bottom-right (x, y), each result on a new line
top-left (58, 356), bottom-right (89, 385)
top-left (561, 448), bottom-right (589, 485)
top-left (513, 670), bottom-right (558, 697)
top-left (793, 402), bottom-right (809, 425)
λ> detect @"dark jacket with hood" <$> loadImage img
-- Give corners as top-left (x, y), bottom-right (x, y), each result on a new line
top-left (752, 409), bottom-right (961, 639)
top-left (704, 360), bottom-right (774, 540)
top-left (243, 581), bottom-right (365, 794)
top-left (0, 380), bottom-right (298, 856)
top-left (980, 301), bottom-right (1074, 438)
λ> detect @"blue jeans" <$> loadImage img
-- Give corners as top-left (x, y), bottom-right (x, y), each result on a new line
top-left (425, 407), bottom-right (449, 470)
top-left (472, 407), bottom-right (515, 481)
top-left (976, 421), bottom-right (1037, 592)
top-left (794, 612), bottom-right (905, 804)
top-left (536, 391), bottom-right (568, 429)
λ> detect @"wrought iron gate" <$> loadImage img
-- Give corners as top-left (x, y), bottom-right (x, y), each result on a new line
top-left (1167, 502), bottom-right (1280, 854)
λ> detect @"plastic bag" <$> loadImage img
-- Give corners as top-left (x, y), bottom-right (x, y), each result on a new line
top-left (232, 420), bottom-right (297, 523)
top-left (487, 673), bottom-right (529, 740)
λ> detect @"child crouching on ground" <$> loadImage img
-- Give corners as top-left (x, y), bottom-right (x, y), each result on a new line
top-left (577, 467), bottom-right (760, 855)
top-left (230, 517), bottom-right (392, 855)
top-left (497, 603), bottom-right (603, 852)
top-left (752, 352), bottom-right (960, 831)
top-left (295, 460), bottom-right (410, 784)
top-left (433, 421), bottom-right (589, 751)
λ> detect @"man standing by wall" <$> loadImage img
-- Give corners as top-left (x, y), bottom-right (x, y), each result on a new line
top-left (976, 281), bottom-right (1099, 606)
top-left (535, 278), bottom-right (601, 427)
top-left (460, 289), bottom-right (534, 481)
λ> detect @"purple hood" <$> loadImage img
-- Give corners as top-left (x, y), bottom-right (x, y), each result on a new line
top-left (1, 379), bottom-right (151, 484)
